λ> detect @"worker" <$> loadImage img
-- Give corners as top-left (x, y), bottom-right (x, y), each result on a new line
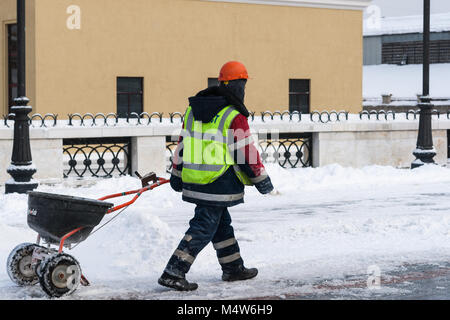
top-left (158, 61), bottom-right (274, 291)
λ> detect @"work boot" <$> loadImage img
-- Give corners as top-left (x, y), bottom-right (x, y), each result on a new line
top-left (158, 272), bottom-right (198, 291)
top-left (222, 265), bottom-right (258, 282)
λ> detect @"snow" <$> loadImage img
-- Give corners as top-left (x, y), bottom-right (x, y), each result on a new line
top-left (1, 164), bottom-right (450, 299)
top-left (413, 148), bottom-right (436, 154)
top-left (5, 179), bottom-right (39, 186)
top-left (364, 12), bottom-right (450, 36)
top-left (363, 63), bottom-right (450, 99)
top-left (7, 164), bottom-right (36, 171)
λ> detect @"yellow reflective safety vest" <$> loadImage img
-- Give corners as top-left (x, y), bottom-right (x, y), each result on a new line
top-left (181, 106), bottom-right (253, 186)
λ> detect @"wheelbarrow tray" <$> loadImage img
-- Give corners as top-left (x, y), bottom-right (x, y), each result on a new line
top-left (27, 191), bottom-right (114, 245)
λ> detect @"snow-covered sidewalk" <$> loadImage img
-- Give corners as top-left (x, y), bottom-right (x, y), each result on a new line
top-left (1, 164), bottom-right (450, 300)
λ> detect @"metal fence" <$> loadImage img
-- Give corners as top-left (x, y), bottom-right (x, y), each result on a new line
top-left (4, 109), bottom-right (450, 128)
top-left (259, 133), bottom-right (312, 168)
top-left (358, 109), bottom-right (444, 120)
top-left (165, 132), bottom-right (312, 173)
top-left (63, 137), bottom-right (131, 178)
top-left (3, 109), bottom-right (448, 177)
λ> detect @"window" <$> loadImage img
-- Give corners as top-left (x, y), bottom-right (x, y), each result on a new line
top-left (117, 77), bottom-right (143, 118)
top-left (289, 79), bottom-right (310, 114)
top-left (382, 40), bottom-right (450, 65)
top-left (208, 77), bottom-right (218, 88)
top-left (7, 24), bottom-right (18, 113)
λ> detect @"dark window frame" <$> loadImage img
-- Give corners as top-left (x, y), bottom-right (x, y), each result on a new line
top-left (289, 79), bottom-right (310, 114)
top-left (116, 77), bottom-right (144, 118)
top-left (208, 77), bottom-right (218, 88)
top-left (7, 23), bottom-right (18, 113)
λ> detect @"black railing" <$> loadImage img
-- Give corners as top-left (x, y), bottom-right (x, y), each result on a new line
top-left (67, 112), bottom-right (164, 126)
top-left (63, 137), bottom-right (131, 178)
top-left (259, 133), bottom-right (312, 168)
top-left (3, 110), bottom-right (450, 128)
top-left (359, 110), bottom-right (396, 120)
top-left (260, 110), bottom-right (348, 123)
top-left (2, 113), bottom-right (58, 128)
top-left (165, 133), bottom-right (312, 172)
top-left (359, 109), bottom-right (444, 120)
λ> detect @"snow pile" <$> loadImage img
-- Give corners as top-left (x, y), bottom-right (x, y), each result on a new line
top-left (1, 164), bottom-right (450, 299)
top-left (363, 63), bottom-right (450, 99)
top-left (266, 163), bottom-right (450, 193)
top-left (0, 177), bottom-right (178, 283)
top-left (42, 177), bottom-right (178, 280)
top-left (364, 12), bottom-right (450, 36)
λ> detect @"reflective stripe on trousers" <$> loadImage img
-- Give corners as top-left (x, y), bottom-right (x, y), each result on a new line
top-left (163, 206), bottom-right (243, 278)
top-left (218, 252), bottom-right (241, 264)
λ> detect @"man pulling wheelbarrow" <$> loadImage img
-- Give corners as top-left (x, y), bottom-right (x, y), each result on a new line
top-left (158, 61), bottom-right (274, 291)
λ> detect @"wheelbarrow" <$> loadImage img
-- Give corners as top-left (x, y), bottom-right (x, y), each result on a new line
top-left (6, 172), bottom-right (169, 298)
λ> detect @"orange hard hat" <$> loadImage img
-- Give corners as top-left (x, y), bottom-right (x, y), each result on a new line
top-left (218, 61), bottom-right (249, 82)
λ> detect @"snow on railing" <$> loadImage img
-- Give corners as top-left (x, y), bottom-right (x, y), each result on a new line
top-left (2, 109), bottom-right (450, 128)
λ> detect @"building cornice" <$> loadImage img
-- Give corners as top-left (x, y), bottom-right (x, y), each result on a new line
top-left (199, 0), bottom-right (372, 11)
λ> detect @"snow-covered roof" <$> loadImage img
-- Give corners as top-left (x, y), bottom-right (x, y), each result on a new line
top-left (363, 63), bottom-right (450, 99)
top-left (364, 12), bottom-right (450, 36)
top-left (202, 0), bottom-right (371, 10)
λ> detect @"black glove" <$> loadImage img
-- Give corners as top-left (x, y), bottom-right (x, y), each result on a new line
top-left (170, 174), bottom-right (182, 192)
top-left (254, 176), bottom-right (274, 195)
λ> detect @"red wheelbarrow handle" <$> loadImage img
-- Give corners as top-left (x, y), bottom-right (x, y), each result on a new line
top-left (97, 177), bottom-right (170, 214)
top-left (57, 177), bottom-right (169, 253)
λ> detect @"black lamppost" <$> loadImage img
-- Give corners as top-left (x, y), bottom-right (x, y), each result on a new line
top-left (411, 0), bottom-right (436, 169)
top-left (5, 0), bottom-right (38, 194)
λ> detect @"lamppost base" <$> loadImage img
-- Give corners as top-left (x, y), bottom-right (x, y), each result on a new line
top-left (5, 164), bottom-right (38, 194)
top-left (5, 181), bottom-right (39, 194)
top-left (411, 148), bottom-right (436, 169)
top-left (411, 95), bottom-right (435, 169)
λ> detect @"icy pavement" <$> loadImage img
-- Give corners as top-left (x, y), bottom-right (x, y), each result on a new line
top-left (0, 164), bottom-right (449, 300)
top-left (258, 262), bottom-right (450, 300)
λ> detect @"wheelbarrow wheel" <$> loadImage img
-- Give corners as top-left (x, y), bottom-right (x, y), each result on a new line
top-left (38, 253), bottom-right (82, 298)
top-left (7, 243), bottom-right (42, 286)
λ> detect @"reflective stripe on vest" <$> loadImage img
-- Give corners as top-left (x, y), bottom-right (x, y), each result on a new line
top-left (181, 106), bottom-right (242, 185)
top-left (232, 165), bottom-right (254, 186)
top-left (182, 189), bottom-right (245, 202)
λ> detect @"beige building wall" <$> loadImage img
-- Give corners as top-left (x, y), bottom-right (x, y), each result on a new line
top-left (0, 0), bottom-right (36, 116)
top-left (3, 0), bottom-right (364, 117)
top-left (1, 0), bottom-right (16, 116)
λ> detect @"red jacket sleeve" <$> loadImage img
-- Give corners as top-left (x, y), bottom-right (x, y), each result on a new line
top-left (229, 114), bottom-right (268, 181)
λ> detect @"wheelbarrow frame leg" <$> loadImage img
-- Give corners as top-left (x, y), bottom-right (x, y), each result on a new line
top-left (58, 227), bottom-right (84, 253)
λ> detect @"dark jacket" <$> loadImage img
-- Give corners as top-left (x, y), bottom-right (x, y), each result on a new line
top-left (170, 86), bottom-right (273, 207)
